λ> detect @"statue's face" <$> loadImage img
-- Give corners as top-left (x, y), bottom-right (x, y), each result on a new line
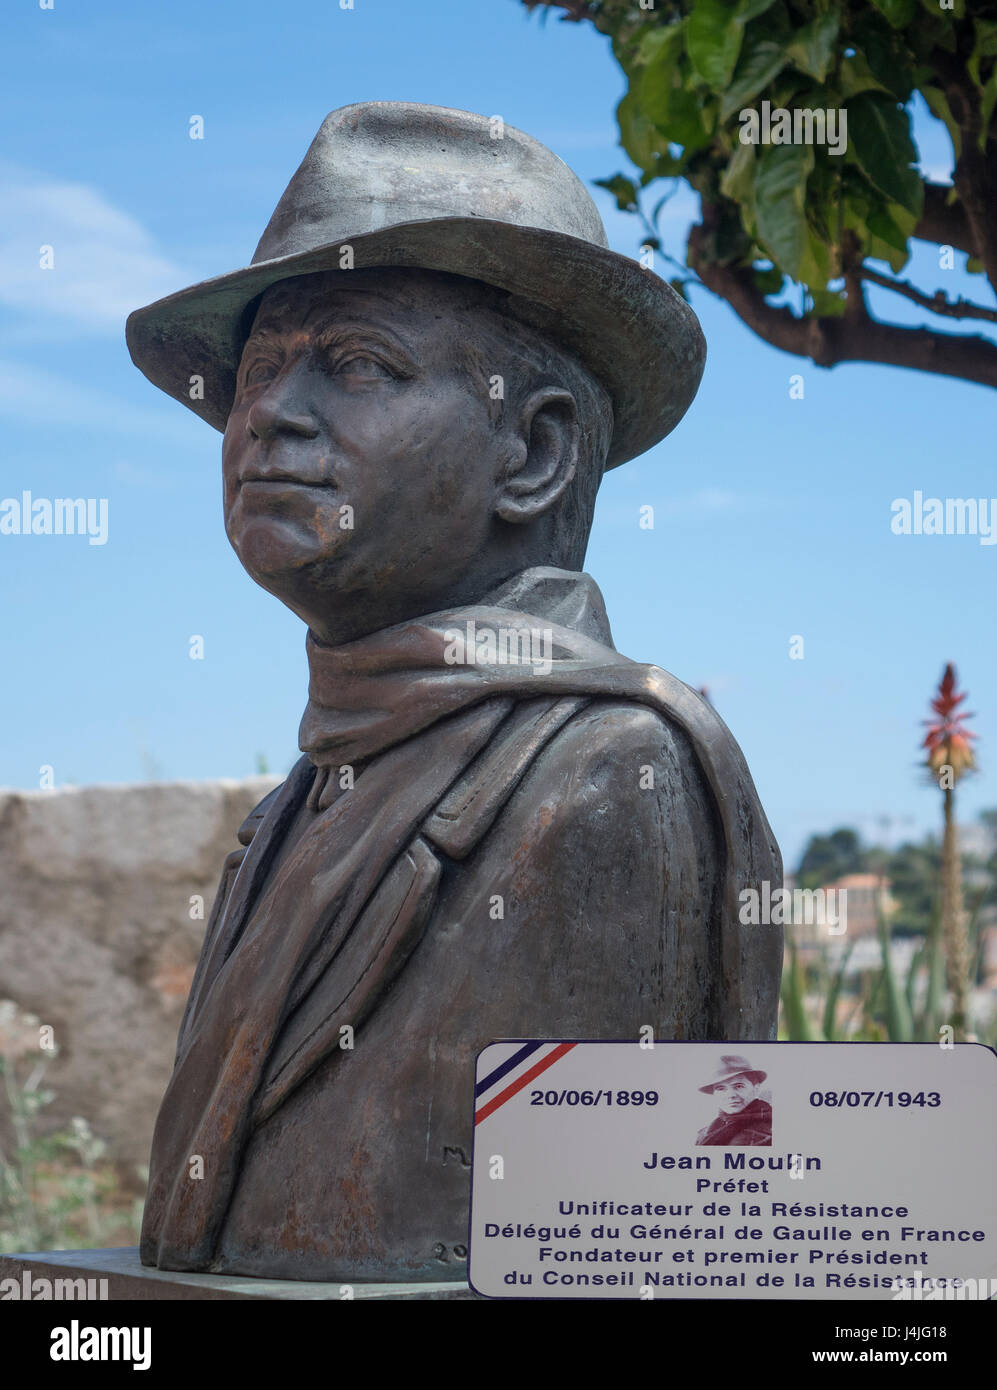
top-left (713, 1076), bottom-right (758, 1115)
top-left (223, 268), bottom-right (509, 640)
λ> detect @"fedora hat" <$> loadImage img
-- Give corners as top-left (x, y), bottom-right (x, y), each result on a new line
top-left (126, 102), bottom-right (705, 469)
top-left (699, 1054), bottom-right (767, 1094)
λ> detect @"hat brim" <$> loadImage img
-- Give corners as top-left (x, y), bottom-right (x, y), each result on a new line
top-left (125, 217), bottom-right (705, 469)
top-left (699, 1069), bottom-right (767, 1093)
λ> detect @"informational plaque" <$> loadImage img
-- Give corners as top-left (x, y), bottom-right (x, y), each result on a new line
top-left (468, 1042), bottom-right (997, 1300)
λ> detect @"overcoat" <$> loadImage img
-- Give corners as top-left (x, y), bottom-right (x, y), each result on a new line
top-left (140, 568), bottom-right (782, 1280)
top-left (696, 1098), bottom-right (773, 1147)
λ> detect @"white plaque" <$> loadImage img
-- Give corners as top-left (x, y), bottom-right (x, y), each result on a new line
top-left (468, 1042), bottom-right (997, 1300)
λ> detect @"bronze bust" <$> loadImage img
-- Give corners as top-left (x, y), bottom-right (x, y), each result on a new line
top-left (126, 102), bottom-right (782, 1282)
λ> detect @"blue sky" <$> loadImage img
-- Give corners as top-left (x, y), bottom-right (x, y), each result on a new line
top-left (1, 0), bottom-right (994, 871)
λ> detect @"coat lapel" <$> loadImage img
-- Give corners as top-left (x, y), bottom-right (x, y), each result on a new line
top-left (176, 756), bottom-right (315, 1057)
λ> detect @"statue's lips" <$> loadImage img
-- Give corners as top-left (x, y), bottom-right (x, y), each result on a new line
top-left (238, 478), bottom-right (336, 495)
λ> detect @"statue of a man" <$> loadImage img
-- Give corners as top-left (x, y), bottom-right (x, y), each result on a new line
top-left (127, 102), bottom-right (782, 1283)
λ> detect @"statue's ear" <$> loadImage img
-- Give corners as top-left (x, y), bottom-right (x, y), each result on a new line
top-left (495, 387), bottom-right (579, 524)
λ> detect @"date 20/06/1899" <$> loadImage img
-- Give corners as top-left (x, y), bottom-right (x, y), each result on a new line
top-left (529, 1089), bottom-right (659, 1107)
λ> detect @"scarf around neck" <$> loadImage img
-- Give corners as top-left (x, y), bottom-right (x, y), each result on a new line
top-left (301, 566), bottom-right (657, 806)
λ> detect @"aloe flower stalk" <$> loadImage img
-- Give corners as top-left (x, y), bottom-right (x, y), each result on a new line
top-left (922, 664), bottom-right (978, 1040)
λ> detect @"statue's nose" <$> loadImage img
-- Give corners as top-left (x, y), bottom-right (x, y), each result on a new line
top-left (245, 374), bottom-right (320, 444)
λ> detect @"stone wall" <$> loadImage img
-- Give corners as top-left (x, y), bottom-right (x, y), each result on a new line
top-left (0, 776), bottom-right (281, 1181)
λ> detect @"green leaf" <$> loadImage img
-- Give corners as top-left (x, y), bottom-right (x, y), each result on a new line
top-left (867, 207), bottom-right (911, 271)
top-left (605, 10), bottom-right (660, 63)
top-left (799, 227), bottom-right (833, 291)
top-left (870, 0), bottom-right (915, 29)
top-left (638, 24), bottom-right (690, 129)
top-left (686, 0), bottom-right (747, 89)
top-left (803, 153), bottom-right (844, 243)
top-left (981, 66), bottom-right (997, 149)
top-left (746, 0), bottom-right (793, 43)
top-left (821, 938), bottom-right (856, 1037)
top-left (720, 139), bottom-right (756, 205)
top-left (785, 12), bottom-right (839, 83)
top-left (921, 84), bottom-right (962, 158)
top-left (637, 21), bottom-right (685, 68)
top-left (650, 190), bottom-right (675, 225)
top-left (839, 51), bottom-right (892, 99)
top-left (616, 91), bottom-right (683, 177)
top-left (867, 207), bottom-right (908, 255)
top-left (722, 144), bottom-right (762, 245)
top-left (877, 909), bottom-right (913, 1042)
top-left (810, 286), bottom-right (847, 316)
top-left (754, 142), bottom-right (814, 279)
top-left (671, 88), bottom-right (717, 150)
top-left (780, 937), bottom-right (814, 1041)
top-left (886, 198), bottom-right (919, 239)
top-left (974, 18), bottom-right (997, 57)
top-left (740, 0), bottom-right (781, 21)
top-left (753, 263), bottom-right (784, 294)
top-left (865, 234), bottom-right (905, 272)
top-left (593, 174), bottom-right (639, 212)
top-left (917, 0), bottom-right (964, 16)
top-left (846, 93), bottom-right (923, 216)
top-left (639, 29), bottom-right (716, 153)
top-left (852, 13), bottom-right (918, 98)
top-left (720, 34), bottom-right (790, 121)
top-left (967, 255), bottom-right (984, 274)
top-left (968, 20), bottom-right (997, 115)
top-left (910, 2), bottom-right (959, 52)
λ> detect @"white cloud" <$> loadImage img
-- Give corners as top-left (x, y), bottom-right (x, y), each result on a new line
top-left (686, 487), bottom-right (737, 511)
top-left (0, 160), bottom-right (188, 333)
top-left (0, 360), bottom-right (200, 442)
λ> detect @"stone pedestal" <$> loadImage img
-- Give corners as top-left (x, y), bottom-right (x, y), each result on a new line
top-left (0, 1248), bottom-right (478, 1300)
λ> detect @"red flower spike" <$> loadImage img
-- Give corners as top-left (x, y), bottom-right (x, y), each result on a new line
top-left (922, 664), bottom-right (977, 781)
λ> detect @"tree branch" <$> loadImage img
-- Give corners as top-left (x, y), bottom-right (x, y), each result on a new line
top-left (521, 0), bottom-right (594, 19)
top-left (952, 138), bottom-right (997, 295)
top-left (914, 183), bottom-right (975, 257)
top-left (935, 61), bottom-right (997, 295)
top-left (687, 223), bottom-right (997, 389)
top-left (841, 229), bottom-right (869, 322)
top-left (858, 266), bottom-right (997, 323)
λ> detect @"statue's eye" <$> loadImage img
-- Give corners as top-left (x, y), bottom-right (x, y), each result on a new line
top-left (337, 354), bottom-right (393, 379)
top-left (242, 357), bottom-right (279, 387)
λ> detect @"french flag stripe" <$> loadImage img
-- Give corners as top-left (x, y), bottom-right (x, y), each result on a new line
top-left (474, 1041), bottom-right (543, 1098)
top-left (474, 1042), bottom-right (577, 1125)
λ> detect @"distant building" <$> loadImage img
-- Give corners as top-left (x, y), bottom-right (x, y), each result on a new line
top-left (826, 873), bottom-right (896, 938)
top-left (784, 872), bottom-right (896, 947)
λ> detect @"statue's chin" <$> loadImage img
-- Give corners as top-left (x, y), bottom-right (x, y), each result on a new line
top-left (230, 515), bottom-right (349, 590)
